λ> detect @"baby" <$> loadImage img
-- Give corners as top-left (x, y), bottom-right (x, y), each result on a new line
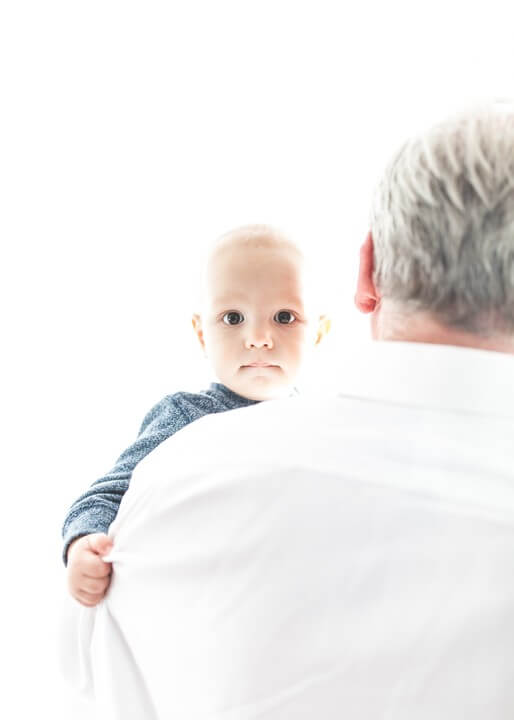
top-left (63, 224), bottom-right (330, 606)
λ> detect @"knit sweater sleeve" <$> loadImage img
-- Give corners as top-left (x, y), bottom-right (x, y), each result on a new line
top-left (61, 395), bottom-right (190, 565)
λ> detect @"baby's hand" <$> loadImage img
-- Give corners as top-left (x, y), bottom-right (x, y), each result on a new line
top-left (67, 533), bottom-right (114, 607)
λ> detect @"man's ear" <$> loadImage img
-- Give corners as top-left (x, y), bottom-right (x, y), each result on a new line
top-left (354, 231), bottom-right (380, 313)
top-left (191, 313), bottom-right (206, 351)
top-left (314, 314), bottom-right (331, 345)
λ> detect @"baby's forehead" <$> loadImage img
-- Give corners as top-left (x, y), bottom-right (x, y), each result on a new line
top-left (200, 230), bottom-right (302, 288)
top-left (207, 227), bottom-right (302, 264)
top-left (206, 238), bottom-right (304, 291)
top-left (194, 225), bottom-right (326, 313)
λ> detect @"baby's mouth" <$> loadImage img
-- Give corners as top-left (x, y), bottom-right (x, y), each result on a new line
top-left (241, 362), bottom-right (280, 368)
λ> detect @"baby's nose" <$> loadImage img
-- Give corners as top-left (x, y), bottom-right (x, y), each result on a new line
top-left (244, 324), bottom-right (274, 349)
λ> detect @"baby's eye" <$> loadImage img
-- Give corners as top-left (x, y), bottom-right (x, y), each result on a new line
top-left (274, 310), bottom-right (296, 324)
top-left (222, 311), bottom-right (244, 325)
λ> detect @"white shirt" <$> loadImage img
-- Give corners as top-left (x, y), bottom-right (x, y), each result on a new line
top-left (65, 342), bottom-right (514, 719)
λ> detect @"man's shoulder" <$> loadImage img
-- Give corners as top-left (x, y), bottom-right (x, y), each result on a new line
top-left (180, 393), bottom-right (344, 443)
top-left (131, 393), bottom-right (344, 485)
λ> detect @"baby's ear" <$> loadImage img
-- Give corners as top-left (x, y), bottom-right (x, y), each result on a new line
top-left (191, 314), bottom-right (206, 351)
top-left (315, 314), bottom-right (331, 345)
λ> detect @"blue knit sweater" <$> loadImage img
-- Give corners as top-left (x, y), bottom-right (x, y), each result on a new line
top-left (61, 383), bottom-right (258, 564)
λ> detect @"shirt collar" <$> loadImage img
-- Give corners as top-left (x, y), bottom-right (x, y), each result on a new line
top-left (337, 340), bottom-right (514, 419)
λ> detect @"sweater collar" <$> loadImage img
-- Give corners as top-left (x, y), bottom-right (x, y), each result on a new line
top-left (209, 382), bottom-right (260, 407)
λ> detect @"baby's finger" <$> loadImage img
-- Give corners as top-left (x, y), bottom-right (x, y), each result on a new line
top-left (74, 588), bottom-right (104, 608)
top-left (82, 551), bottom-right (113, 578)
top-left (80, 575), bottom-right (111, 596)
top-left (87, 533), bottom-right (113, 558)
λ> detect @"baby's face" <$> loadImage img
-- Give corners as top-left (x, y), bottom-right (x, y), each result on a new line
top-left (194, 241), bottom-right (323, 401)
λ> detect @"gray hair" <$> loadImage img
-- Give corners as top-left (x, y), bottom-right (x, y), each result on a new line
top-left (370, 106), bottom-right (514, 336)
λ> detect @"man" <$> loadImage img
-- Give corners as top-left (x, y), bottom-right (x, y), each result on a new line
top-left (64, 106), bottom-right (514, 719)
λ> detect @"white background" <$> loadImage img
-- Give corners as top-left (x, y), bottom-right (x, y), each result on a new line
top-left (1, 1), bottom-right (513, 717)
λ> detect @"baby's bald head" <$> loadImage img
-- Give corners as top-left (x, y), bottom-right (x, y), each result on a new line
top-left (210, 224), bottom-right (300, 253)
top-left (206, 223), bottom-right (301, 284)
top-left (197, 225), bottom-right (310, 313)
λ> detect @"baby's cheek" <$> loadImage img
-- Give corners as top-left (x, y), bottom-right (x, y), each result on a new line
top-left (295, 335), bottom-right (316, 367)
top-left (292, 329), bottom-right (310, 352)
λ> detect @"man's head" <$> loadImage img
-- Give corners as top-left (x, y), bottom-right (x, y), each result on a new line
top-left (355, 105), bottom-right (514, 353)
top-left (192, 225), bottom-right (330, 401)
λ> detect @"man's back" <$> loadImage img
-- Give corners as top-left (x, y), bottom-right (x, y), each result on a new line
top-left (71, 342), bottom-right (514, 719)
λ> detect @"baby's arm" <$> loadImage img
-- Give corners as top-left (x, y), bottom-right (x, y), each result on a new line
top-left (62, 395), bottom-right (193, 607)
top-left (67, 533), bottom-right (113, 606)
top-left (61, 396), bottom-right (187, 563)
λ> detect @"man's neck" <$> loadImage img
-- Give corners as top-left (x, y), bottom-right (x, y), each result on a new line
top-left (372, 306), bottom-right (514, 355)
